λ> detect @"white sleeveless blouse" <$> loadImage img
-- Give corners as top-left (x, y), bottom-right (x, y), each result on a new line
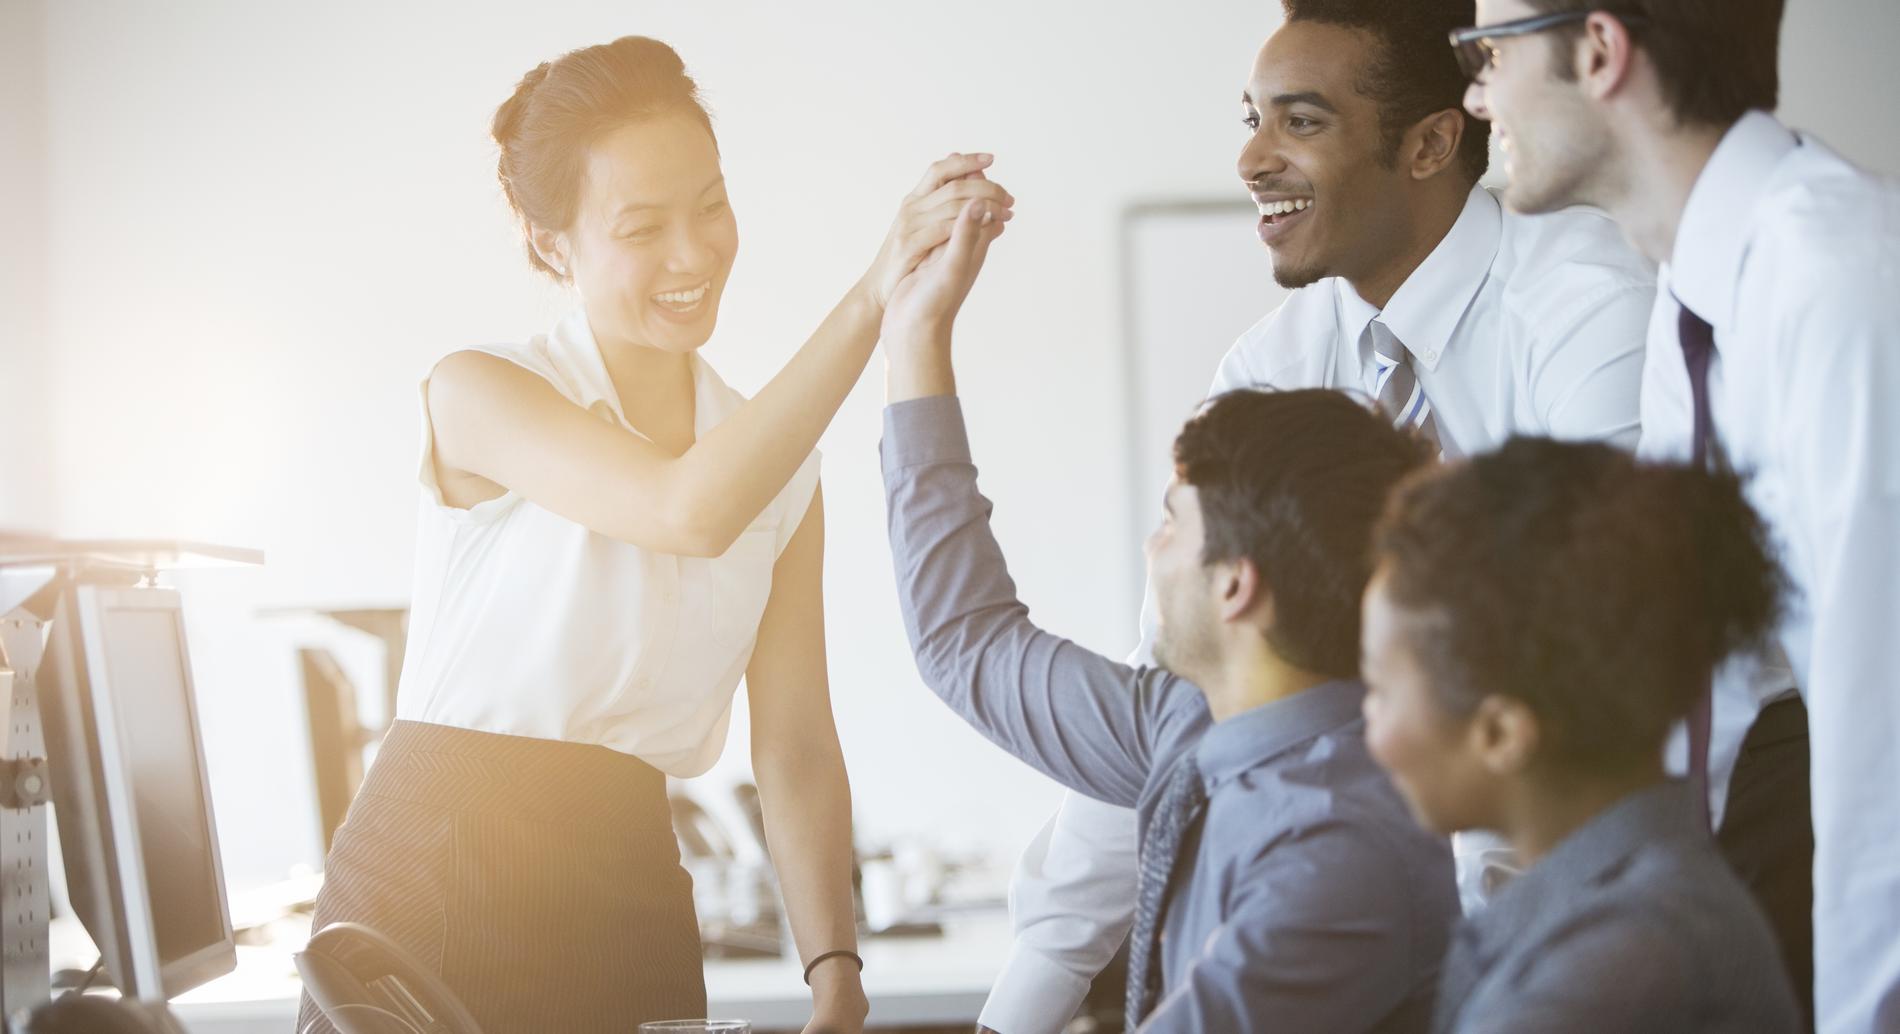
top-left (394, 309), bottom-right (820, 776)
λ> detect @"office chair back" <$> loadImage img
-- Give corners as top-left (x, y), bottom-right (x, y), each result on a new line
top-left (294, 922), bottom-right (484, 1034)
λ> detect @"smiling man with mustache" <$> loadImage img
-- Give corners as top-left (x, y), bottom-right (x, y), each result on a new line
top-left (982, 2), bottom-right (1660, 1031)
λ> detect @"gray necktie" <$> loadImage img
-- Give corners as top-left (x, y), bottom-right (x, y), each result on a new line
top-left (1125, 752), bottom-right (1210, 1027)
top-left (1370, 319), bottom-right (1440, 448)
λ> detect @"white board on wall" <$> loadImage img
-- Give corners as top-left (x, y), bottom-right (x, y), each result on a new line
top-left (1116, 200), bottom-right (1290, 605)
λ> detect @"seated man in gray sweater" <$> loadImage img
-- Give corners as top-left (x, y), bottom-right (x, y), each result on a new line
top-left (1363, 438), bottom-right (1800, 1033)
top-left (876, 232), bottom-right (1458, 1030)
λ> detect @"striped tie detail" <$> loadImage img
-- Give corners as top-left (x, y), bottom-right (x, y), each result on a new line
top-left (1370, 319), bottom-right (1440, 449)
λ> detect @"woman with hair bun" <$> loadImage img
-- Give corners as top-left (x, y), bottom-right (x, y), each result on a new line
top-left (1360, 438), bottom-right (1801, 1033)
top-left (297, 34), bottom-right (1011, 1033)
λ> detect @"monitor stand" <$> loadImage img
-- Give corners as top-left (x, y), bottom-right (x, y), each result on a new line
top-left (0, 609), bottom-right (53, 1023)
top-left (0, 540), bottom-right (260, 1026)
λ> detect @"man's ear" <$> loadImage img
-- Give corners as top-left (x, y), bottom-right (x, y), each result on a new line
top-left (1407, 108), bottom-right (1468, 181)
top-left (529, 225), bottom-right (571, 279)
top-left (1218, 555), bottom-right (1272, 628)
top-left (1577, 10), bottom-right (1643, 101)
top-left (1469, 694), bottom-right (1540, 775)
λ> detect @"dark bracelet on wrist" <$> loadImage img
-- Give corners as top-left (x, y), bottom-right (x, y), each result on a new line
top-left (802, 948), bottom-right (864, 986)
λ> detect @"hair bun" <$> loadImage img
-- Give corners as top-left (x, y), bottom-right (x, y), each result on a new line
top-left (602, 36), bottom-right (700, 106)
top-left (608, 35), bottom-right (686, 77)
top-left (491, 36), bottom-right (714, 280)
top-left (492, 60), bottom-right (552, 151)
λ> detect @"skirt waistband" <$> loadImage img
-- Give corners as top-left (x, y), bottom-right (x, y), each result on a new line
top-left (361, 720), bottom-right (672, 831)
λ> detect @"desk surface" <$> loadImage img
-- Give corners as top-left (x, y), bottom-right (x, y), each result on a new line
top-left (61, 910), bottom-right (1012, 1033)
top-left (0, 537), bottom-right (264, 570)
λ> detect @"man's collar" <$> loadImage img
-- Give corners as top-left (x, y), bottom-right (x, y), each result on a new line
top-left (1196, 679), bottom-right (1365, 788)
top-left (1335, 278), bottom-right (1382, 353)
top-left (1337, 186), bottom-right (1502, 372)
top-left (1670, 110), bottom-right (1798, 330)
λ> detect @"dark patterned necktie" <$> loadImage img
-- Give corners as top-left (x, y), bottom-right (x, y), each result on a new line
top-left (1371, 319), bottom-right (1441, 449)
top-left (1679, 301), bottom-right (1718, 832)
top-left (1125, 752), bottom-right (1210, 1027)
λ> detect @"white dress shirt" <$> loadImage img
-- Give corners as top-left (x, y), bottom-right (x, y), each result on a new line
top-left (394, 308), bottom-right (820, 776)
top-left (1639, 110), bottom-right (1900, 1034)
top-left (979, 186), bottom-right (1655, 1033)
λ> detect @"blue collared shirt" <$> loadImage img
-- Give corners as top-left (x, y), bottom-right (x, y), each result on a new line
top-left (882, 395), bottom-right (1458, 1032)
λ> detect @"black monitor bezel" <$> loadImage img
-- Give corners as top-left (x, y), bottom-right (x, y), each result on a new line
top-left (47, 584), bottom-right (235, 1001)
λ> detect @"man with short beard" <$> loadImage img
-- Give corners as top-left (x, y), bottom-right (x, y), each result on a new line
top-left (982, 3), bottom-right (1655, 1030)
top-left (1455, 1), bottom-right (1900, 1029)
top-left (880, 375), bottom-right (1457, 1029)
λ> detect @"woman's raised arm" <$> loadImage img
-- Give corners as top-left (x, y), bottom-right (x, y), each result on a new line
top-left (431, 153), bottom-right (1010, 557)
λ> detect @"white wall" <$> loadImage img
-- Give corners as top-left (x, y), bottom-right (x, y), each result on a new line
top-left (1781, 0), bottom-right (1900, 175)
top-left (21, 0), bottom-right (1900, 893)
top-left (31, 0), bottom-right (1273, 889)
top-left (1, 0), bottom-right (53, 530)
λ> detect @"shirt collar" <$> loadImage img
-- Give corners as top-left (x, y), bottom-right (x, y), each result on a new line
top-left (1670, 110), bottom-right (1798, 329)
top-left (1335, 279), bottom-right (1381, 354)
top-left (545, 307), bottom-right (724, 438)
top-left (1335, 185), bottom-right (1502, 374)
top-left (1195, 679), bottom-right (1366, 789)
top-left (1464, 781), bottom-right (1698, 957)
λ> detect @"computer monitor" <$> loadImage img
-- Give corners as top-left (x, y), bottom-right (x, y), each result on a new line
top-left (300, 647), bottom-right (370, 853)
top-left (41, 584), bottom-right (235, 1001)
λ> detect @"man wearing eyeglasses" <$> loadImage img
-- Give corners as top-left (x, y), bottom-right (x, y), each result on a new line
top-left (976, 3), bottom-right (1660, 1032)
top-left (1456, 2), bottom-right (1900, 1031)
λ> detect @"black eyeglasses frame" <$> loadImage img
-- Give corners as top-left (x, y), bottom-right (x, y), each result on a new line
top-left (1448, 10), bottom-right (1649, 81)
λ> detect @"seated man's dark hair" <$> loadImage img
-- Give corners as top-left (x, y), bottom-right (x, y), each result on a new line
top-left (1373, 437), bottom-right (1787, 772)
top-left (1174, 387), bottom-right (1435, 678)
top-left (1283, 0), bottom-right (1492, 183)
top-left (1525, 0), bottom-right (1783, 129)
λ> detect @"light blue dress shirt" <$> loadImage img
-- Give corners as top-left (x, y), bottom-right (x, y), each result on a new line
top-left (882, 395), bottom-right (1458, 1032)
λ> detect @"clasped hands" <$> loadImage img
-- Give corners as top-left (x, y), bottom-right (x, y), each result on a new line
top-left (871, 152), bottom-right (1013, 400)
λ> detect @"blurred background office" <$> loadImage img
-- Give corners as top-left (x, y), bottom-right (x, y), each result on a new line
top-left (0, 0), bottom-right (1896, 1027)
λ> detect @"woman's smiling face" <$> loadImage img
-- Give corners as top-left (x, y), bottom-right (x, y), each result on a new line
top-left (558, 112), bottom-right (739, 354)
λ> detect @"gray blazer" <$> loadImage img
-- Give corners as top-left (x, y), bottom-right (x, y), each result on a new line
top-left (1434, 782), bottom-right (1800, 1033)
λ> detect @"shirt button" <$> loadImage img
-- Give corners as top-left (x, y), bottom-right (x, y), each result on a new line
top-left (1422, 349), bottom-right (1439, 363)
